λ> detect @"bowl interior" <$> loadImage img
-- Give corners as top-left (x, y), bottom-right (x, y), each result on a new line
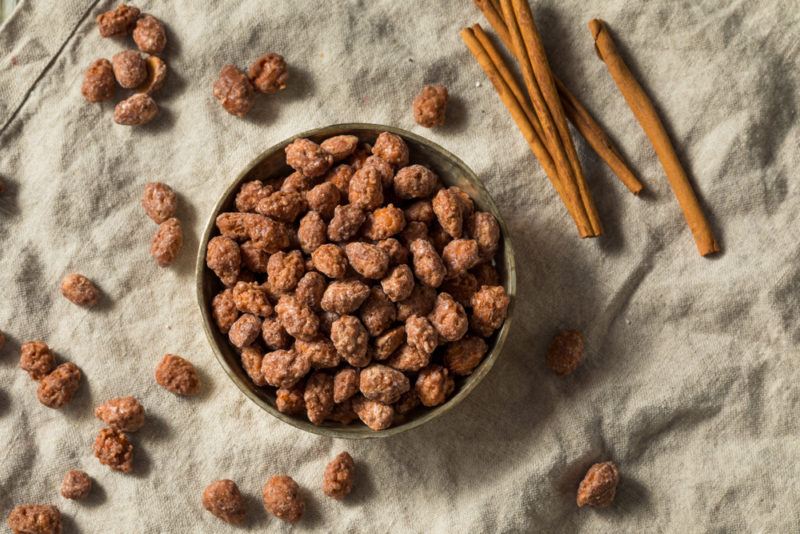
top-left (196, 123), bottom-right (516, 439)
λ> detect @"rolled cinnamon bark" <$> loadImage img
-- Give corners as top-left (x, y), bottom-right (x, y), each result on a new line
top-left (589, 19), bottom-right (720, 256)
top-left (500, 0), bottom-right (594, 237)
top-left (474, 0), bottom-right (642, 196)
top-left (461, 26), bottom-right (584, 233)
top-left (510, 0), bottom-right (602, 236)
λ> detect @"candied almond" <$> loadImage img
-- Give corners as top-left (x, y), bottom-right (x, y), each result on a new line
top-left (393, 165), bottom-right (438, 200)
top-left (429, 292), bottom-right (468, 342)
top-left (19, 341), bottom-right (55, 380)
top-left (386, 343), bottom-right (429, 372)
top-left (96, 3), bottom-right (140, 37)
top-left (331, 315), bottom-right (370, 367)
top-left (6, 504), bottom-right (61, 534)
top-left (348, 166), bottom-right (383, 210)
top-left (470, 285), bottom-right (510, 337)
top-left (155, 354), bottom-right (200, 396)
top-left (276, 384), bottom-right (306, 415)
top-left (93, 427), bottom-right (134, 473)
top-left (133, 14), bottom-right (166, 54)
top-left (232, 281), bottom-right (272, 316)
top-left (323, 452), bottom-right (355, 500)
top-left (413, 84), bottom-right (449, 128)
top-left (577, 462), bottom-right (619, 508)
top-left (546, 330), bottom-right (584, 376)
top-left (142, 182), bottom-right (177, 224)
top-left (321, 135), bottom-right (359, 162)
top-left (372, 132), bottom-right (409, 167)
top-left (359, 364), bottom-right (409, 404)
top-left (372, 326), bottom-right (405, 361)
top-left (212, 288), bottom-right (239, 333)
top-left (115, 93), bottom-right (158, 126)
top-left (248, 53), bottom-right (288, 94)
top-left (306, 182), bottom-right (341, 220)
top-left (321, 279), bottom-right (370, 315)
top-left (203, 479), bottom-right (246, 525)
top-left (206, 236), bottom-right (241, 285)
top-left (410, 238), bottom-right (446, 288)
top-left (405, 315), bottom-right (438, 354)
top-left (213, 65), bottom-right (255, 117)
top-left (285, 138), bottom-right (333, 178)
top-left (275, 294), bottom-right (319, 341)
top-left (327, 204), bottom-right (366, 242)
top-left (345, 241), bottom-right (389, 279)
top-left (37, 363), bottom-right (81, 409)
top-left (135, 55), bottom-right (168, 95)
top-left (352, 396), bottom-right (394, 431)
top-left (112, 50), bottom-right (147, 89)
top-left (262, 475), bottom-right (304, 523)
top-left (415, 365), bottom-right (454, 407)
top-left (262, 316), bottom-right (292, 350)
top-left (94, 396), bottom-right (145, 432)
top-left (229, 314), bottom-right (262, 348)
top-left (61, 469), bottom-right (92, 500)
top-left (304, 371), bottom-right (335, 424)
top-left (444, 336), bottom-right (487, 376)
top-left (442, 239), bottom-right (481, 277)
top-left (333, 368), bottom-right (359, 403)
top-left (81, 58), bottom-right (115, 102)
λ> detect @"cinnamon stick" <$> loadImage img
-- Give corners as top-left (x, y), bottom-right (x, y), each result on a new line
top-left (510, 0), bottom-right (602, 236)
top-left (460, 26), bottom-right (583, 233)
top-left (555, 79), bottom-right (644, 195)
top-left (474, 0), bottom-right (643, 195)
top-left (589, 19), bottom-right (720, 256)
top-left (499, 0), bottom-right (594, 237)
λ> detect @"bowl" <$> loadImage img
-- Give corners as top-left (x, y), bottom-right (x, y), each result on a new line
top-left (196, 123), bottom-right (516, 439)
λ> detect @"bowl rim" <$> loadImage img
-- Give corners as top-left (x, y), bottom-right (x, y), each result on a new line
top-left (195, 122), bottom-right (516, 440)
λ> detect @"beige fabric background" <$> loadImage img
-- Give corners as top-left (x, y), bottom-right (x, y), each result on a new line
top-left (1, 0), bottom-right (799, 532)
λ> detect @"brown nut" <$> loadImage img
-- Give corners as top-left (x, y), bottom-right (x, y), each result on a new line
top-left (381, 264), bottom-right (415, 303)
top-left (212, 288), bottom-right (239, 333)
top-left (240, 346), bottom-right (267, 386)
top-left (359, 364), bottom-right (410, 404)
top-left (19, 341), bottom-right (55, 380)
top-left (213, 65), bottom-right (255, 118)
top-left (295, 271), bottom-right (326, 311)
top-left (228, 313), bottom-right (262, 348)
top-left (240, 241), bottom-right (270, 273)
top-left (142, 182), bottom-right (177, 223)
top-left (321, 135), bottom-right (359, 162)
top-left (331, 315), bottom-right (370, 367)
top-left (93, 427), bottom-right (134, 473)
top-left (96, 3), bottom-right (140, 37)
top-left (413, 84), bottom-right (449, 128)
top-left (248, 52), bottom-right (288, 94)
top-left (261, 349), bottom-right (310, 388)
top-left (206, 236), bottom-right (241, 286)
top-left (295, 338), bottom-right (340, 369)
top-left (393, 165), bottom-right (438, 200)
top-left (306, 182), bottom-right (341, 220)
top-left (285, 138), bottom-right (333, 178)
top-left (327, 398), bottom-right (358, 424)
top-left (470, 285), bottom-right (510, 337)
top-left (112, 50), bottom-right (147, 89)
top-left (546, 330), bottom-right (584, 376)
top-left (386, 343), bottom-right (429, 372)
top-left (325, 164), bottom-right (355, 198)
top-left (401, 220), bottom-right (428, 245)
top-left (432, 187), bottom-right (466, 238)
top-left (150, 217), bottom-right (183, 266)
top-left (256, 191), bottom-right (307, 223)
top-left (94, 396), bottom-right (145, 432)
top-left (59, 272), bottom-right (99, 307)
top-left (394, 389), bottom-right (419, 415)
top-left (466, 211), bottom-right (501, 258)
top-left (267, 250), bottom-right (305, 292)
top-left (135, 55), bottom-right (167, 95)
top-left (281, 171), bottom-right (316, 193)
top-left (37, 363), bottom-right (81, 409)
top-left (81, 58), bottom-right (115, 102)
top-left (415, 365), bottom-right (454, 407)
top-left (232, 281), bottom-right (272, 316)
top-left (333, 367), bottom-right (359, 403)
top-left (327, 204), bottom-right (366, 242)
top-left (262, 316), bottom-right (292, 350)
top-left (6, 504), bottom-right (61, 534)
top-left (442, 239), bottom-right (481, 277)
top-left (276, 384), bottom-right (305, 415)
top-left (345, 241), bottom-right (389, 279)
top-left (404, 199), bottom-right (435, 224)
top-left (323, 452), bottom-right (355, 500)
top-left (348, 166), bottom-right (384, 210)
top-left (297, 211), bottom-right (327, 254)
top-left (429, 292), bottom-right (468, 342)
top-left (155, 354), bottom-right (200, 396)
top-left (362, 204), bottom-right (406, 241)
top-left (202, 479), bottom-right (246, 525)
top-left (321, 279), bottom-right (370, 315)
top-left (61, 469), bottom-right (92, 500)
top-left (304, 371), bottom-right (335, 424)
top-left (372, 132), bottom-right (409, 167)
top-left (352, 395), bottom-right (394, 431)
top-left (372, 325), bottom-right (405, 361)
top-left (444, 336), bottom-right (488, 376)
top-left (133, 14), bottom-right (166, 54)
top-left (410, 238), bottom-right (446, 288)
top-left (311, 244), bottom-right (347, 279)
top-left (359, 286), bottom-right (396, 336)
top-left (115, 93), bottom-right (159, 125)
top-left (577, 462), bottom-right (620, 508)
top-left (262, 475), bottom-right (304, 523)
top-left (405, 315), bottom-right (438, 354)
top-left (275, 294), bottom-right (319, 341)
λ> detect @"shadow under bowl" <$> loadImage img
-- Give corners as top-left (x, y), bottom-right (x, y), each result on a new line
top-left (196, 123), bottom-right (516, 439)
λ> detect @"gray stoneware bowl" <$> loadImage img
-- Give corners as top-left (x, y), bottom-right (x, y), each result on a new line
top-left (196, 123), bottom-right (516, 439)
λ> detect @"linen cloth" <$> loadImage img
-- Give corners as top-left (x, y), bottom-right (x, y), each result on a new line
top-left (1, 0), bottom-right (799, 532)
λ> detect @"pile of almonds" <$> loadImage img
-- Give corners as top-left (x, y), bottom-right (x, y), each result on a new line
top-left (81, 4), bottom-right (168, 126)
